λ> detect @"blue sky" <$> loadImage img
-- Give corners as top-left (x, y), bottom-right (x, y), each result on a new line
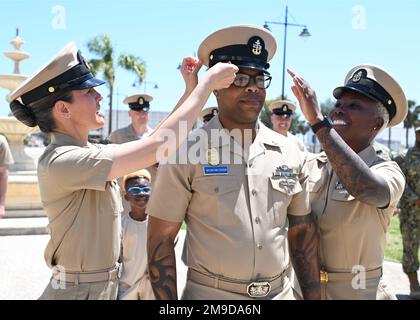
top-left (0, 0), bottom-right (419, 143)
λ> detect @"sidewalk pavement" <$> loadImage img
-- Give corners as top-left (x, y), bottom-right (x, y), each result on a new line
top-left (0, 230), bottom-right (416, 300)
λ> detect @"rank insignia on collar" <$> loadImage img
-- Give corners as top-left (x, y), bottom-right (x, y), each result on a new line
top-left (206, 148), bottom-right (219, 166)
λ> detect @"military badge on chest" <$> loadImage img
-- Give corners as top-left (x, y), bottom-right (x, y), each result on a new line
top-left (206, 148), bottom-right (220, 166)
top-left (272, 165), bottom-right (299, 186)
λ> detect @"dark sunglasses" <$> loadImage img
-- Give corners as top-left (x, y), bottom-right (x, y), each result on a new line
top-left (272, 111), bottom-right (292, 118)
top-left (127, 186), bottom-right (152, 195)
top-left (233, 73), bottom-right (272, 89)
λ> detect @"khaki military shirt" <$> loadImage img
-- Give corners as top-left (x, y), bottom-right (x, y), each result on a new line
top-left (287, 132), bottom-right (306, 152)
top-left (108, 124), bottom-right (153, 144)
top-left (308, 145), bottom-right (405, 272)
top-left (147, 116), bottom-right (310, 281)
top-left (108, 124), bottom-right (156, 214)
top-left (38, 133), bottom-right (122, 271)
top-left (0, 135), bottom-right (14, 166)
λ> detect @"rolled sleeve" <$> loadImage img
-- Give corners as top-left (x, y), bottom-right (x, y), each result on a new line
top-left (373, 161), bottom-right (405, 209)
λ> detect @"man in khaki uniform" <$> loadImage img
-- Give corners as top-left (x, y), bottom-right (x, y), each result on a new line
top-left (269, 100), bottom-right (305, 151)
top-left (288, 65), bottom-right (406, 299)
top-left (108, 94), bottom-right (157, 215)
top-left (0, 135), bottom-right (14, 217)
top-left (108, 94), bottom-right (154, 144)
top-left (147, 25), bottom-right (320, 300)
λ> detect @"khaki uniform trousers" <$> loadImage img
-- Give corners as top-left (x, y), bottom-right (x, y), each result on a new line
top-left (320, 268), bottom-right (392, 300)
top-left (39, 278), bottom-right (119, 300)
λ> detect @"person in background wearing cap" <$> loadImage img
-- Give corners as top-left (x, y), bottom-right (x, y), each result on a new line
top-left (199, 106), bottom-right (219, 126)
top-left (269, 99), bottom-right (305, 151)
top-left (8, 42), bottom-right (237, 300)
top-left (108, 93), bottom-right (154, 144)
top-left (108, 93), bottom-right (156, 215)
top-left (394, 126), bottom-right (420, 299)
top-left (117, 169), bottom-right (155, 300)
top-left (147, 25), bottom-right (320, 300)
top-left (288, 65), bottom-right (406, 300)
top-left (0, 135), bottom-right (14, 218)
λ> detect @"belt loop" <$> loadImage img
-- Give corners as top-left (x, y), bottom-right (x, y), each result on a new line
top-left (214, 275), bottom-right (219, 289)
top-left (75, 273), bottom-right (79, 286)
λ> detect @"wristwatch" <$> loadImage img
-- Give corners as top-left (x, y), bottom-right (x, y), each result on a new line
top-left (311, 116), bottom-right (333, 134)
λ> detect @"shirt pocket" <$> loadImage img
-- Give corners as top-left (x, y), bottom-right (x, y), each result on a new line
top-left (191, 176), bottom-right (241, 226)
top-left (269, 176), bottom-right (303, 227)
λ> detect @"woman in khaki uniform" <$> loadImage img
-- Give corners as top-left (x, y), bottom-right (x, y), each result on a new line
top-left (8, 42), bottom-right (238, 300)
top-left (288, 65), bottom-right (406, 300)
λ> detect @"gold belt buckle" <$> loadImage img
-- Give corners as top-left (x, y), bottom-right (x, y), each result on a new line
top-left (320, 270), bottom-right (329, 283)
top-left (247, 281), bottom-right (271, 298)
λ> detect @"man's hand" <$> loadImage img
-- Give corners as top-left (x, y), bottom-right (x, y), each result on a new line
top-left (287, 69), bottom-right (324, 125)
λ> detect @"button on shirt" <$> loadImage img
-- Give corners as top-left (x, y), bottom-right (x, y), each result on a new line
top-left (39, 133), bottom-right (122, 271)
top-left (308, 146), bottom-right (405, 272)
top-left (147, 116), bottom-right (310, 281)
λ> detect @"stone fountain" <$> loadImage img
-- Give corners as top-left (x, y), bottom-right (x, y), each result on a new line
top-left (0, 30), bottom-right (42, 211)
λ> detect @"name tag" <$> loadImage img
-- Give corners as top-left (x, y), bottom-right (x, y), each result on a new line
top-left (203, 166), bottom-right (229, 175)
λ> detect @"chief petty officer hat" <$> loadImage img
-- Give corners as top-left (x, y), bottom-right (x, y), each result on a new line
top-left (9, 42), bottom-right (105, 105)
top-left (123, 94), bottom-right (153, 112)
top-left (198, 25), bottom-right (277, 73)
top-left (200, 106), bottom-right (219, 122)
top-left (333, 64), bottom-right (407, 127)
top-left (269, 100), bottom-right (296, 115)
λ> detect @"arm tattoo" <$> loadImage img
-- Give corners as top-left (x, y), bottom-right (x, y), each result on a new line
top-left (148, 240), bottom-right (177, 300)
top-left (317, 127), bottom-right (390, 207)
top-left (288, 214), bottom-right (321, 300)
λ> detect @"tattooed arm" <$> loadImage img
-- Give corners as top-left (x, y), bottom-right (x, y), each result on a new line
top-left (287, 213), bottom-right (321, 300)
top-left (147, 216), bottom-right (182, 300)
top-left (315, 128), bottom-right (390, 207)
top-left (287, 69), bottom-right (390, 207)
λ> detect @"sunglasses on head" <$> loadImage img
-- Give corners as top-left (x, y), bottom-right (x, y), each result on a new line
top-left (127, 186), bottom-right (152, 195)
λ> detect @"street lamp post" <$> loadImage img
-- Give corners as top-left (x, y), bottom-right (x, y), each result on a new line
top-left (264, 6), bottom-right (311, 99)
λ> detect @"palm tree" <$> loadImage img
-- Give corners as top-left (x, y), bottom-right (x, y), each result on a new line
top-left (86, 35), bottom-right (146, 136)
top-left (86, 35), bottom-right (115, 136)
top-left (118, 54), bottom-right (146, 87)
top-left (404, 100), bottom-right (419, 148)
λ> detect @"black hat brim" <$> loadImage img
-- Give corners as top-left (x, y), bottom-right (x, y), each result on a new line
top-left (67, 76), bottom-right (105, 91)
top-left (333, 85), bottom-right (380, 104)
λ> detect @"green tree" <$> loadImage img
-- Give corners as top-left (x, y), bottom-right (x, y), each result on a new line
top-left (86, 35), bottom-right (146, 136)
top-left (404, 100), bottom-right (419, 148)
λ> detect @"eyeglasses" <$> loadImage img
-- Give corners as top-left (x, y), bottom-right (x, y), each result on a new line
top-left (233, 73), bottom-right (272, 89)
top-left (127, 186), bottom-right (152, 195)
